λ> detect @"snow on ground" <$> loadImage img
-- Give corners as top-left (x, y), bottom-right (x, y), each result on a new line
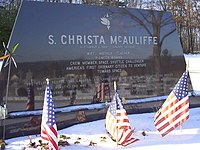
top-left (5, 107), bottom-right (200, 150)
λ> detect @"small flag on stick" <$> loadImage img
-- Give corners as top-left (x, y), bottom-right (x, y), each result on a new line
top-left (154, 71), bottom-right (189, 137)
top-left (26, 83), bottom-right (35, 111)
top-left (96, 82), bottom-right (110, 102)
top-left (105, 88), bottom-right (139, 146)
top-left (41, 78), bottom-right (58, 150)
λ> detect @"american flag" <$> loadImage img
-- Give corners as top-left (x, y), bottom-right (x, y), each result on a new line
top-left (96, 82), bottom-right (109, 102)
top-left (105, 91), bottom-right (139, 146)
top-left (26, 83), bottom-right (35, 111)
top-left (41, 81), bottom-right (58, 150)
top-left (154, 71), bottom-right (189, 137)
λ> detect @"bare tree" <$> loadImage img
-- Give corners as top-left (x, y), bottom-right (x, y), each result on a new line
top-left (127, 0), bottom-right (200, 53)
top-left (162, 0), bottom-right (200, 53)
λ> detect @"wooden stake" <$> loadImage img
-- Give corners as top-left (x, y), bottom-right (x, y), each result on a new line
top-left (46, 78), bottom-right (50, 84)
top-left (114, 81), bottom-right (117, 91)
top-left (186, 60), bottom-right (189, 72)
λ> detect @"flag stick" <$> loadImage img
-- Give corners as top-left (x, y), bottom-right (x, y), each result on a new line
top-left (180, 125), bottom-right (182, 132)
top-left (113, 81), bottom-right (119, 146)
top-left (181, 62), bottom-right (188, 131)
top-left (2, 58), bottom-right (12, 141)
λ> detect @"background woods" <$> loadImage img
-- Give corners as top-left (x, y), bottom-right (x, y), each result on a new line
top-left (0, 0), bottom-right (20, 52)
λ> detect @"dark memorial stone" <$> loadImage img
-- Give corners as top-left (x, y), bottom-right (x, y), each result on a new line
top-left (0, 1), bottom-right (185, 111)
